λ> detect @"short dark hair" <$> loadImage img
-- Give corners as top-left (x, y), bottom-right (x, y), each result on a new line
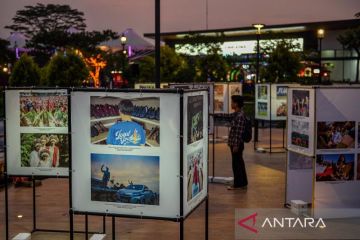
top-left (231, 95), bottom-right (244, 108)
top-left (118, 100), bottom-right (134, 115)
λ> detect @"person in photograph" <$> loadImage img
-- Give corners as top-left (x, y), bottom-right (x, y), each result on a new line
top-left (101, 164), bottom-right (110, 188)
top-left (227, 95), bottom-right (248, 190)
top-left (48, 135), bottom-right (60, 167)
top-left (29, 142), bottom-right (42, 167)
top-left (106, 100), bottom-right (146, 146)
top-left (38, 149), bottom-right (52, 168)
top-left (39, 135), bottom-right (48, 150)
top-left (192, 158), bottom-right (200, 196)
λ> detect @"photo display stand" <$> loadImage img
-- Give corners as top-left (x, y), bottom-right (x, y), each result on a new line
top-left (255, 83), bottom-right (297, 153)
top-left (286, 86), bottom-right (360, 219)
top-left (3, 88), bottom-right (104, 240)
top-left (70, 88), bottom-right (209, 240)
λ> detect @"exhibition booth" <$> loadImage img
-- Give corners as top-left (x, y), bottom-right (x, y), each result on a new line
top-left (4, 88), bottom-right (208, 240)
top-left (286, 86), bottom-right (360, 218)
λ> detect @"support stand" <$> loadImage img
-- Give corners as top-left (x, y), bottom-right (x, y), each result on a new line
top-left (254, 119), bottom-right (286, 154)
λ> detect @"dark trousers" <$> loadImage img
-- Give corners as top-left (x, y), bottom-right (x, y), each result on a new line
top-left (231, 144), bottom-right (248, 187)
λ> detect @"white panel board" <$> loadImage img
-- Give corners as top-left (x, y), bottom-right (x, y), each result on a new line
top-left (6, 89), bottom-right (69, 176)
top-left (71, 91), bottom-right (180, 218)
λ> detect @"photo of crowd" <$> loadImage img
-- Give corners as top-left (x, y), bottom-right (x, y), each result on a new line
top-left (257, 102), bottom-right (268, 116)
top-left (21, 133), bottom-right (69, 168)
top-left (317, 121), bottom-right (355, 149)
top-left (257, 85), bottom-right (267, 100)
top-left (91, 153), bottom-right (159, 205)
top-left (187, 148), bottom-right (204, 202)
top-left (90, 96), bottom-right (160, 147)
top-left (291, 90), bottom-right (309, 117)
top-left (187, 95), bottom-right (204, 144)
top-left (316, 154), bottom-right (354, 181)
top-left (20, 92), bottom-right (68, 127)
top-left (289, 151), bottom-right (313, 170)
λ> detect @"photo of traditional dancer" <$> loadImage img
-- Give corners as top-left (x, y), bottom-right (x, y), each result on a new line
top-left (257, 102), bottom-right (268, 117)
top-left (316, 154), bottom-right (354, 181)
top-left (20, 133), bottom-right (69, 168)
top-left (20, 92), bottom-right (68, 127)
top-left (91, 96), bottom-right (160, 147)
top-left (257, 85), bottom-right (267, 100)
top-left (91, 153), bottom-right (159, 205)
top-left (291, 90), bottom-right (309, 117)
top-left (187, 148), bottom-right (204, 202)
top-left (317, 121), bottom-right (355, 149)
top-left (289, 151), bottom-right (313, 170)
top-left (187, 95), bottom-right (204, 144)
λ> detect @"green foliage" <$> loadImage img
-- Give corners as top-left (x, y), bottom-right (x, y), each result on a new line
top-left (20, 134), bottom-right (35, 167)
top-left (195, 45), bottom-right (229, 82)
top-left (337, 26), bottom-right (360, 82)
top-left (5, 3), bottom-right (86, 39)
top-left (138, 46), bottom-right (189, 83)
top-left (260, 39), bottom-right (302, 83)
top-left (43, 51), bottom-right (89, 87)
top-left (9, 54), bottom-right (41, 86)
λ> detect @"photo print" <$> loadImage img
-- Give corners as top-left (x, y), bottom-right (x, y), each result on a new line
top-left (187, 95), bottom-right (204, 144)
top-left (20, 92), bottom-right (68, 127)
top-left (90, 96), bottom-right (160, 147)
top-left (187, 148), bottom-right (204, 202)
top-left (291, 119), bottom-right (309, 148)
top-left (257, 102), bottom-right (268, 117)
top-left (289, 151), bottom-right (313, 170)
top-left (257, 85), bottom-right (268, 100)
top-left (276, 86), bottom-right (288, 99)
top-left (291, 90), bottom-right (309, 117)
top-left (316, 154), bottom-right (354, 181)
top-left (276, 101), bottom-right (287, 117)
top-left (317, 121), bottom-right (355, 149)
top-left (229, 84), bottom-right (241, 97)
top-left (20, 133), bottom-right (69, 168)
top-left (91, 153), bottom-right (159, 205)
top-left (214, 84), bottom-right (224, 112)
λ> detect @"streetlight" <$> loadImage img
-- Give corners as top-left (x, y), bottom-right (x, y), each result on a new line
top-left (317, 28), bottom-right (325, 84)
top-left (252, 23), bottom-right (264, 149)
top-left (253, 24), bottom-right (265, 83)
top-left (120, 33), bottom-right (127, 55)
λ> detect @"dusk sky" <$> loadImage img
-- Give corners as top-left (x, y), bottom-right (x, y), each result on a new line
top-left (1, 0), bottom-right (359, 38)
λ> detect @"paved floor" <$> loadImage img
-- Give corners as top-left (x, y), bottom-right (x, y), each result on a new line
top-left (0, 127), bottom-right (287, 240)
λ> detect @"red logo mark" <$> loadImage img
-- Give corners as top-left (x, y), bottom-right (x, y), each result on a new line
top-left (238, 213), bottom-right (258, 233)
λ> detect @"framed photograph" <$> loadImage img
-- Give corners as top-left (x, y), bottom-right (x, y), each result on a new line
top-left (186, 148), bottom-right (204, 202)
top-left (276, 101), bottom-right (287, 117)
top-left (20, 92), bottom-right (68, 127)
top-left (276, 86), bottom-right (288, 99)
top-left (21, 133), bottom-right (69, 168)
top-left (316, 154), bottom-right (354, 181)
top-left (317, 121), bottom-right (355, 149)
top-left (91, 153), bottom-right (159, 205)
top-left (214, 84), bottom-right (227, 113)
top-left (291, 90), bottom-right (309, 117)
top-left (257, 102), bottom-right (268, 117)
top-left (187, 95), bottom-right (204, 145)
top-left (90, 96), bottom-right (160, 147)
top-left (257, 85), bottom-right (268, 100)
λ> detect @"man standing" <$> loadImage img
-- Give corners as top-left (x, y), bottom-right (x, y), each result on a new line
top-left (227, 95), bottom-right (248, 190)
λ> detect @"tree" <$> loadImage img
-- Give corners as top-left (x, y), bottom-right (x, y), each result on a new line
top-left (5, 3), bottom-right (86, 39)
top-left (338, 26), bottom-right (360, 83)
top-left (9, 54), bottom-right (41, 86)
top-left (195, 45), bottom-right (229, 82)
top-left (43, 51), bottom-right (89, 87)
top-left (260, 39), bottom-right (302, 83)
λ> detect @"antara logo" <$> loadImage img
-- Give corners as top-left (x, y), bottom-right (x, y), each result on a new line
top-left (238, 213), bottom-right (326, 234)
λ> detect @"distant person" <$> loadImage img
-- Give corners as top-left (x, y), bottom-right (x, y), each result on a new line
top-left (106, 100), bottom-right (146, 146)
top-left (227, 95), bottom-right (248, 190)
top-left (101, 164), bottom-right (110, 188)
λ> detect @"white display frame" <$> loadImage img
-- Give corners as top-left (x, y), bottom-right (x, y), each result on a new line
top-left (287, 87), bottom-right (315, 157)
top-left (5, 89), bottom-right (70, 176)
top-left (182, 91), bottom-right (209, 217)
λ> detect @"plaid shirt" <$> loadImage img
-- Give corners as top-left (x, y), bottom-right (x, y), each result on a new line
top-left (228, 110), bottom-right (245, 147)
